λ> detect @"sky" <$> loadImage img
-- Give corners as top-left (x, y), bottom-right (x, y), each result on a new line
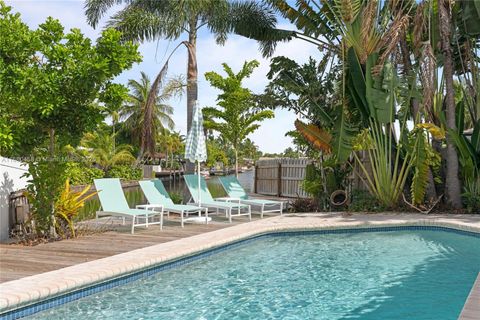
top-left (6, 0), bottom-right (321, 153)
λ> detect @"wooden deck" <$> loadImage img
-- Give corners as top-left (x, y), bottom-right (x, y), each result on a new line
top-left (0, 215), bottom-right (259, 284)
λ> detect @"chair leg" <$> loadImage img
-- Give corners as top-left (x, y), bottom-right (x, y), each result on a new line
top-left (205, 209), bottom-right (209, 224)
top-left (261, 204), bottom-right (265, 219)
top-left (122, 217), bottom-right (126, 225)
top-left (146, 213), bottom-right (149, 228)
top-left (160, 208), bottom-right (163, 230)
top-left (280, 202), bottom-right (283, 215)
top-left (228, 209), bottom-right (232, 223)
top-left (131, 216), bottom-right (135, 234)
top-left (181, 210), bottom-right (184, 228)
top-left (248, 206), bottom-right (252, 221)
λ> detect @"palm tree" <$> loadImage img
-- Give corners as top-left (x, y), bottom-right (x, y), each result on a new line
top-left (85, 0), bottom-right (292, 171)
top-left (203, 60), bottom-right (274, 176)
top-left (81, 132), bottom-right (136, 172)
top-left (121, 71), bottom-right (182, 158)
top-left (157, 130), bottom-right (185, 169)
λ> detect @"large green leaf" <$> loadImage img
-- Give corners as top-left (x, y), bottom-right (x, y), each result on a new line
top-left (365, 54), bottom-right (395, 123)
top-left (331, 105), bottom-right (357, 162)
top-left (410, 135), bottom-right (429, 205)
top-left (347, 47), bottom-right (368, 114)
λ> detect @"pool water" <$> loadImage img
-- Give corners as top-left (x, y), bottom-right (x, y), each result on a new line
top-left (26, 230), bottom-right (479, 319)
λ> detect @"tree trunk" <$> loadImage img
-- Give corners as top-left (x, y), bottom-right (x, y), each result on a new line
top-left (235, 148), bottom-right (239, 177)
top-left (186, 17), bottom-right (198, 173)
top-left (48, 128), bottom-right (57, 238)
top-left (439, 0), bottom-right (463, 209)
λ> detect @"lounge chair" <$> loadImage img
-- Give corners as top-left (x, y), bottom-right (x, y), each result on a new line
top-left (94, 178), bottom-right (164, 234)
top-left (184, 174), bottom-right (251, 223)
top-left (139, 179), bottom-right (208, 227)
top-left (218, 175), bottom-right (284, 218)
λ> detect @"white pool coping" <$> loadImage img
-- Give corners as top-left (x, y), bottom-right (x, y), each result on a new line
top-left (0, 213), bottom-right (479, 315)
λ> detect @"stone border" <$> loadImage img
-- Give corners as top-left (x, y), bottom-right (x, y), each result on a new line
top-left (459, 272), bottom-right (480, 320)
top-left (0, 213), bottom-right (479, 317)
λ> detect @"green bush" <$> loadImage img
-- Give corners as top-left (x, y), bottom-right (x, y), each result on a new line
top-left (348, 190), bottom-right (386, 212)
top-left (169, 192), bottom-right (183, 204)
top-left (106, 165), bottom-right (142, 181)
top-left (463, 176), bottom-right (480, 214)
top-left (65, 162), bottom-right (104, 185)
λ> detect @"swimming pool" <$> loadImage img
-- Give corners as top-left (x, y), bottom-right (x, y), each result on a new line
top-left (21, 228), bottom-right (479, 320)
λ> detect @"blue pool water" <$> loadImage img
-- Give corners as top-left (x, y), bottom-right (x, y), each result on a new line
top-left (26, 230), bottom-right (479, 319)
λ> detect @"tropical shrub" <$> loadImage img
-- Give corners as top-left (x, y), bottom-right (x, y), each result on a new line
top-left (348, 190), bottom-right (386, 213)
top-left (65, 162), bottom-right (104, 185)
top-left (169, 192), bottom-right (183, 205)
top-left (54, 180), bottom-right (98, 238)
top-left (288, 197), bottom-right (320, 213)
top-left (24, 159), bottom-right (68, 237)
top-left (463, 176), bottom-right (480, 214)
top-left (106, 165), bottom-right (142, 181)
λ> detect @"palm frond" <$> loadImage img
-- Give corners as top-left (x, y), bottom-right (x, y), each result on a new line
top-left (85, 0), bottom-right (129, 28)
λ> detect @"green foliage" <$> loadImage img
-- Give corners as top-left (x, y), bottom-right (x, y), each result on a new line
top-left (408, 124), bottom-right (444, 205)
top-left (206, 138), bottom-right (229, 168)
top-left (463, 176), bottom-right (480, 213)
top-left (288, 197), bottom-right (319, 213)
top-left (24, 159), bottom-right (68, 236)
top-left (1, 4), bottom-right (141, 237)
top-left (121, 72), bottom-right (181, 157)
top-left (348, 190), bottom-right (386, 212)
top-left (55, 180), bottom-right (98, 238)
top-left (204, 60), bottom-right (274, 174)
top-left (169, 192), bottom-right (183, 205)
top-left (106, 165), bottom-right (142, 181)
top-left (354, 122), bottom-right (413, 209)
top-left (65, 162), bottom-right (104, 185)
top-left (302, 161), bottom-right (351, 209)
top-left (157, 130), bottom-right (185, 168)
top-left (0, 3), bottom-right (141, 157)
top-left (81, 131), bottom-right (136, 171)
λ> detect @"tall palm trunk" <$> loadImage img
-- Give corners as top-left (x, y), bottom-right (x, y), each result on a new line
top-left (439, 0), bottom-right (462, 208)
top-left (186, 17), bottom-right (198, 173)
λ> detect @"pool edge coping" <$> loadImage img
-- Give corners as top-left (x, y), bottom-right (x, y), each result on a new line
top-left (1, 214), bottom-right (479, 318)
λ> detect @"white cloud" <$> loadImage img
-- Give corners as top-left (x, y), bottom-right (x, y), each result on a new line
top-left (5, 1), bottom-right (321, 153)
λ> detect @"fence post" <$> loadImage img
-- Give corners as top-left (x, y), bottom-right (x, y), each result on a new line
top-left (277, 162), bottom-right (282, 197)
top-left (254, 165), bottom-right (258, 194)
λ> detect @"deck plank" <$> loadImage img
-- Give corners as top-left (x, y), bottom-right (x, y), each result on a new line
top-left (0, 216), bottom-right (258, 283)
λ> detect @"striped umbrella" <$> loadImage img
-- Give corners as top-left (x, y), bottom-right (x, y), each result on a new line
top-left (185, 102), bottom-right (207, 205)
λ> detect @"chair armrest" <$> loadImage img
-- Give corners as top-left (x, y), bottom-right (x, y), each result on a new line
top-left (215, 197), bottom-right (241, 203)
top-left (136, 204), bottom-right (164, 211)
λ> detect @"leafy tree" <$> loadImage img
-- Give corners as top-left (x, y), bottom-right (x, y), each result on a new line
top-left (84, 0), bottom-right (291, 171)
top-left (283, 147), bottom-right (300, 158)
top-left (206, 138), bottom-right (229, 169)
top-left (203, 60), bottom-right (274, 176)
top-left (239, 138), bottom-right (261, 162)
top-left (121, 71), bottom-right (182, 158)
top-left (0, 4), bottom-right (141, 237)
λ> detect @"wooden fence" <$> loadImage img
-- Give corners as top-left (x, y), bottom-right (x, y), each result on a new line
top-left (254, 158), bottom-right (312, 198)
